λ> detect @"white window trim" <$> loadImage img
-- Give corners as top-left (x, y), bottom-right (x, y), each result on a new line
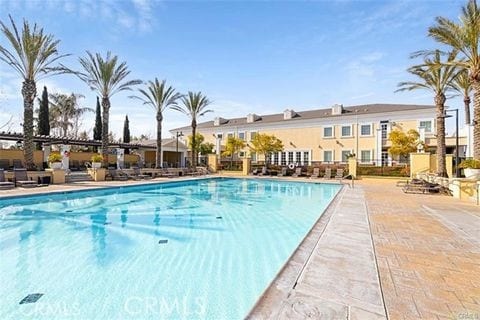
top-left (360, 150), bottom-right (372, 164)
top-left (418, 119), bottom-right (434, 134)
top-left (216, 132), bottom-right (223, 139)
top-left (323, 126), bottom-right (335, 139)
top-left (359, 123), bottom-right (373, 137)
top-left (238, 131), bottom-right (246, 141)
top-left (323, 149), bottom-right (334, 163)
top-left (249, 130), bottom-right (257, 141)
top-left (341, 124), bottom-right (353, 138)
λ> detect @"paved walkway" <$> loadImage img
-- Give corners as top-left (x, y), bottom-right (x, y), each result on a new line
top-left (250, 178), bottom-right (480, 320)
top-left (363, 179), bottom-right (480, 320)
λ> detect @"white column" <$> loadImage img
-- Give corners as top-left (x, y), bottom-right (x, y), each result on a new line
top-left (116, 148), bottom-right (125, 169)
top-left (60, 145), bottom-right (70, 169)
top-left (181, 151), bottom-right (186, 167)
top-left (160, 148), bottom-right (164, 168)
top-left (466, 124), bottom-right (474, 158)
top-left (43, 145), bottom-right (51, 163)
top-left (375, 129), bottom-right (382, 167)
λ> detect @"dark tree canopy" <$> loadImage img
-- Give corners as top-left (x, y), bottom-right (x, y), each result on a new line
top-left (93, 96), bottom-right (102, 141)
top-left (38, 86), bottom-right (50, 136)
top-left (123, 115), bottom-right (130, 143)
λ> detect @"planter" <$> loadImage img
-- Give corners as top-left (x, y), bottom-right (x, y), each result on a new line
top-left (49, 162), bottom-right (62, 170)
top-left (92, 162), bottom-right (102, 169)
top-left (464, 168), bottom-right (480, 179)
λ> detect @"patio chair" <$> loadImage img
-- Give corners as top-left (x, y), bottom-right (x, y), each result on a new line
top-left (13, 168), bottom-right (38, 188)
top-left (108, 168), bottom-right (128, 181)
top-left (259, 166), bottom-right (269, 176)
top-left (0, 169), bottom-right (15, 190)
top-left (323, 168), bottom-right (332, 179)
top-left (0, 159), bottom-right (9, 170)
top-left (402, 180), bottom-right (441, 194)
top-left (132, 167), bottom-right (152, 179)
top-left (13, 159), bottom-right (24, 169)
top-left (292, 167), bottom-right (303, 177)
top-left (335, 168), bottom-right (344, 179)
top-left (310, 167), bottom-right (320, 178)
top-left (251, 168), bottom-right (259, 175)
top-left (277, 167), bottom-right (288, 177)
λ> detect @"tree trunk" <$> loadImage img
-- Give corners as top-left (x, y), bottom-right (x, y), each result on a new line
top-left (464, 95), bottom-right (471, 125)
top-left (435, 94), bottom-right (447, 177)
top-left (156, 113), bottom-right (162, 169)
top-left (22, 80), bottom-right (36, 170)
top-left (191, 119), bottom-right (197, 169)
top-left (473, 81), bottom-right (480, 159)
top-left (101, 97), bottom-right (110, 167)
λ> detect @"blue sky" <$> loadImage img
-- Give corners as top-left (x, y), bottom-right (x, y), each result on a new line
top-left (0, 0), bottom-right (465, 139)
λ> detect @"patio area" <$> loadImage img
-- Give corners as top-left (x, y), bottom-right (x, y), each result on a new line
top-left (249, 178), bottom-right (480, 319)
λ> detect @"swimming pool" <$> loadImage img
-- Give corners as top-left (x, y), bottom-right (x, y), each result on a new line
top-left (0, 178), bottom-right (341, 319)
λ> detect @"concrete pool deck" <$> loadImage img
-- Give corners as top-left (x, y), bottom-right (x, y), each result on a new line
top-left (1, 176), bottom-right (479, 319)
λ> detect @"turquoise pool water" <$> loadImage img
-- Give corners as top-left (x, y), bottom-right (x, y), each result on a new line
top-left (0, 178), bottom-right (340, 319)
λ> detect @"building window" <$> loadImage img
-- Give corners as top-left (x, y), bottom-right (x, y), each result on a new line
top-left (288, 152), bottom-right (294, 164)
top-left (273, 152), bottom-right (279, 165)
top-left (341, 125), bottom-right (351, 137)
top-left (250, 131), bottom-right (257, 141)
top-left (303, 151), bottom-right (309, 165)
top-left (361, 150), bottom-right (371, 163)
top-left (341, 150), bottom-right (351, 163)
top-left (216, 133), bottom-right (223, 140)
top-left (295, 152), bottom-right (302, 164)
top-left (323, 150), bottom-right (333, 162)
top-left (227, 132), bottom-right (234, 139)
top-left (380, 121), bottom-right (388, 139)
top-left (238, 132), bottom-right (245, 141)
top-left (419, 120), bottom-right (432, 133)
top-left (251, 152), bottom-right (257, 162)
top-left (360, 124), bottom-right (371, 136)
top-left (239, 151), bottom-right (245, 158)
top-left (281, 152), bottom-right (286, 165)
top-left (323, 126), bottom-right (333, 138)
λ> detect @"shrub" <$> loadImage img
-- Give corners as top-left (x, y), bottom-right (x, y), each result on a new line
top-left (458, 158), bottom-right (480, 169)
top-left (48, 153), bottom-right (62, 162)
top-left (91, 154), bottom-right (103, 162)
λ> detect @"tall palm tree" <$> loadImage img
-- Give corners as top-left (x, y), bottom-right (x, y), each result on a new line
top-left (130, 78), bottom-right (182, 168)
top-left (77, 51), bottom-right (141, 165)
top-left (396, 50), bottom-right (459, 177)
top-left (429, 0), bottom-right (480, 158)
top-left (171, 92), bottom-right (212, 169)
top-left (0, 16), bottom-right (69, 169)
top-left (48, 93), bottom-right (93, 137)
top-left (451, 69), bottom-right (472, 125)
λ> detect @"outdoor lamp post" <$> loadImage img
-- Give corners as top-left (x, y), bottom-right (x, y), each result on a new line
top-left (176, 131), bottom-right (183, 168)
top-left (443, 109), bottom-right (459, 177)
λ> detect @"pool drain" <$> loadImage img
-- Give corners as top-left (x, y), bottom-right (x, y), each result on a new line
top-left (158, 239), bottom-right (168, 244)
top-left (216, 216), bottom-right (222, 219)
top-left (19, 293), bottom-right (43, 304)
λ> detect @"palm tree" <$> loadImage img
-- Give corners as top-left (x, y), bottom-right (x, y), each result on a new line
top-left (396, 50), bottom-right (459, 177)
top-left (77, 52), bottom-right (141, 166)
top-left (429, 0), bottom-right (480, 158)
top-left (130, 78), bottom-right (182, 168)
top-left (48, 93), bottom-right (93, 137)
top-left (171, 92), bottom-right (212, 169)
top-left (0, 16), bottom-right (69, 169)
top-left (451, 69), bottom-right (472, 125)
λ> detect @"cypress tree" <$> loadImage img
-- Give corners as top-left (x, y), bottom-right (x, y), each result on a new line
top-left (93, 96), bottom-right (102, 141)
top-left (123, 115), bottom-right (130, 154)
top-left (38, 86), bottom-right (50, 136)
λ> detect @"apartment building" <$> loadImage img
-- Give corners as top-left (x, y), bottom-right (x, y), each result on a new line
top-left (171, 103), bottom-right (462, 166)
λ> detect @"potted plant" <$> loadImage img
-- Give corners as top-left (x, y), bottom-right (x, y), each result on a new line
top-left (91, 154), bottom-right (103, 169)
top-left (48, 153), bottom-right (63, 169)
top-left (458, 158), bottom-right (480, 179)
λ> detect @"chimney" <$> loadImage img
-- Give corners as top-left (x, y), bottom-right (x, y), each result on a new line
top-left (283, 109), bottom-right (296, 120)
top-left (331, 104), bottom-right (343, 115)
top-left (246, 113), bottom-right (261, 123)
top-left (214, 117), bottom-right (228, 126)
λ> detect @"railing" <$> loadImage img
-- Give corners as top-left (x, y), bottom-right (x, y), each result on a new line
top-left (219, 160), bottom-right (243, 171)
top-left (357, 159), bottom-right (409, 177)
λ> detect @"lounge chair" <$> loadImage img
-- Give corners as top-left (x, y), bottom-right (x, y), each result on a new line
top-left (259, 166), bottom-right (269, 176)
top-left (402, 180), bottom-right (441, 194)
top-left (335, 169), bottom-right (344, 179)
top-left (108, 169), bottom-right (128, 181)
top-left (13, 168), bottom-right (38, 188)
top-left (0, 159), bottom-right (9, 170)
top-left (323, 168), bottom-right (332, 179)
top-left (0, 169), bottom-right (15, 190)
top-left (277, 167), bottom-right (288, 177)
top-left (251, 168), bottom-right (259, 175)
top-left (292, 167), bottom-right (303, 177)
top-left (310, 167), bottom-right (320, 178)
top-left (132, 167), bottom-right (152, 179)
